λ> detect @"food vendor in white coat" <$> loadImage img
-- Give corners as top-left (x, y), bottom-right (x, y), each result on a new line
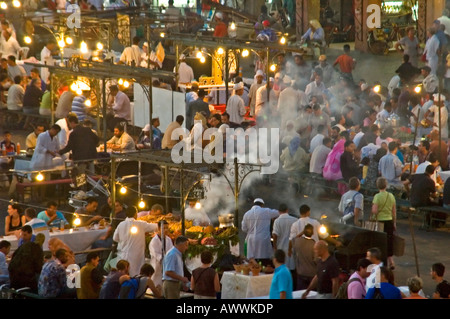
top-left (149, 220), bottom-right (174, 287)
top-left (29, 124), bottom-right (62, 170)
top-left (113, 206), bottom-right (158, 277)
top-left (184, 200), bottom-right (211, 226)
top-left (241, 198), bottom-right (280, 263)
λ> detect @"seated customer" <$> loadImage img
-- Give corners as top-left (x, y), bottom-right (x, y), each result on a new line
top-left (37, 201), bottom-right (69, 229)
top-left (106, 124), bottom-right (136, 152)
top-left (23, 78), bottom-right (43, 115)
top-left (6, 75), bottom-right (24, 111)
top-left (18, 225), bottom-right (36, 247)
top-left (74, 197), bottom-right (103, 227)
top-left (25, 125), bottom-right (45, 151)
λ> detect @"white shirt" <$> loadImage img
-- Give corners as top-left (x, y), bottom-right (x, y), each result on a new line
top-left (184, 206), bottom-right (211, 226)
top-left (175, 61), bottom-right (194, 84)
top-left (120, 45), bottom-right (141, 66)
top-left (55, 118), bottom-right (70, 149)
top-left (113, 217), bottom-right (158, 277)
top-left (112, 90), bottom-right (131, 120)
top-left (427, 104), bottom-right (448, 139)
top-left (289, 216), bottom-right (326, 243)
top-left (415, 161), bottom-right (441, 185)
top-left (305, 80), bottom-right (326, 99)
top-left (272, 213), bottom-right (298, 270)
top-left (241, 205), bottom-right (280, 259)
top-left (309, 144), bottom-right (331, 174)
top-left (140, 50), bottom-right (162, 69)
top-left (255, 85), bottom-right (278, 116)
top-left (277, 86), bottom-right (307, 129)
top-left (30, 131), bottom-right (61, 170)
top-left (40, 46), bottom-right (54, 83)
top-left (1, 36), bottom-right (21, 59)
top-left (149, 234), bottom-right (174, 287)
top-left (226, 94), bottom-right (246, 124)
top-left (7, 83), bottom-right (24, 110)
top-left (388, 75), bottom-right (401, 97)
top-left (309, 133), bottom-right (324, 153)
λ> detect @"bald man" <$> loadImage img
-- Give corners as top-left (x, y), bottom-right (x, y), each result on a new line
top-left (302, 240), bottom-right (340, 299)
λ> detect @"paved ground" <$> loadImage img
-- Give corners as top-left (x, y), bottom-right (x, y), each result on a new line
top-left (0, 46), bottom-right (447, 298)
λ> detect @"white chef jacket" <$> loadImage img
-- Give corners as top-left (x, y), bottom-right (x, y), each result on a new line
top-left (255, 85), bottom-right (278, 117)
top-left (1, 36), bottom-right (21, 59)
top-left (113, 217), bottom-right (158, 277)
top-left (175, 62), bottom-right (194, 84)
top-left (289, 216), bottom-right (325, 243)
top-left (112, 90), bottom-right (131, 121)
top-left (272, 213), bottom-right (298, 270)
top-left (277, 86), bottom-right (307, 131)
top-left (226, 94), bottom-right (246, 124)
top-left (149, 234), bottom-right (174, 287)
top-left (40, 46), bottom-right (54, 83)
top-left (30, 131), bottom-right (61, 170)
top-left (241, 205), bottom-right (280, 259)
top-left (119, 45), bottom-right (142, 66)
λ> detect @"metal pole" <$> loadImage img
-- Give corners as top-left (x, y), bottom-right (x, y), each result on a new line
top-left (234, 157), bottom-right (239, 229)
top-left (149, 78), bottom-right (153, 149)
top-left (50, 73), bottom-right (55, 125)
top-left (266, 46), bottom-right (270, 103)
top-left (410, 108), bottom-right (420, 173)
top-left (102, 77), bottom-right (108, 151)
top-left (180, 166), bottom-right (185, 236)
top-left (165, 165), bottom-right (169, 213)
top-left (409, 210), bottom-right (420, 277)
top-left (111, 156), bottom-right (116, 221)
top-left (175, 43), bottom-right (180, 92)
top-left (225, 48), bottom-right (229, 103)
top-left (438, 76), bottom-right (443, 161)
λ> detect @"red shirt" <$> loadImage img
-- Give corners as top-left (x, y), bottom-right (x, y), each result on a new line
top-left (334, 54), bottom-right (355, 73)
top-left (213, 22), bottom-right (228, 38)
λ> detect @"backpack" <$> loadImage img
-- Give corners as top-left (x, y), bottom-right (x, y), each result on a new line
top-left (343, 192), bottom-right (360, 217)
top-left (335, 278), bottom-right (362, 299)
top-left (118, 276), bottom-right (144, 299)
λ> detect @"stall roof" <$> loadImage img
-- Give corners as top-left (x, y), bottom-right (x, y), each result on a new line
top-left (25, 60), bottom-right (175, 81)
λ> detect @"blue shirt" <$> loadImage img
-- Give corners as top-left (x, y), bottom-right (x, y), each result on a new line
top-left (162, 246), bottom-right (183, 281)
top-left (18, 234), bottom-right (36, 247)
top-left (38, 259), bottom-right (67, 298)
top-left (365, 282), bottom-right (402, 299)
top-left (37, 211), bottom-right (68, 228)
top-left (269, 264), bottom-right (293, 299)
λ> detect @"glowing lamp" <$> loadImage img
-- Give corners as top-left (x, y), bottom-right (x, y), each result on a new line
top-left (84, 99), bottom-right (92, 107)
top-left (24, 36), bottom-right (32, 44)
top-left (73, 217), bottom-right (81, 227)
top-left (414, 86), bottom-right (422, 94)
top-left (36, 173), bottom-right (44, 182)
top-left (373, 85), bottom-right (381, 94)
top-left (270, 64), bottom-right (276, 72)
top-left (12, 0), bottom-right (20, 7)
top-left (70, 83), bottom-right (78, 92)
top-left (160, 32), bottom-right (165, 38)
top-left (196, 51), bottom-right (203, 59)
top-left (130, 226), bottom-right (138, 234)
top-left (96, 42), bottom-right (103, 50)
top-left (123, 80), bottom-right (130, 88)
top-left (319, 225), bottom-right (329, 237)
top-left (118, 78), bottom-right (124, 85)
top-left (280, 37), bottom-right (286, 45)
top-left (217, 47), bottom-right (224, 55)
top-left (241, 49), bottom-right (249, 57)
top-left (80, 41), bottom-right (88, 54)
top-left (65, 37), bottom-right (73, 45)
top-left (76, 88), bottom-right (82, 95)
top-left (120, 186), bottom-right (127, 194)
top-left (57, 39), bottom-right (65, 48)
top-left (199, 56), bottom-right (206, 63)
top-left (230, 22), bottom-right (236, 30)
top-left (195, 202), bottom-right (202, 210)
top-left (0, 2), bottom-right (7, 9)
top-left (138, 200), bottom-right (146, 209)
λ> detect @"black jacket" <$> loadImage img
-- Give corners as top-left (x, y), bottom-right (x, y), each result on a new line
top-left (59, 125), bottom-right (99, 161)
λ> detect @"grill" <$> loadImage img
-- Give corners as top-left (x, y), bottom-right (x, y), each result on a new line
top-left (324, 222), bottom-right (388, 272)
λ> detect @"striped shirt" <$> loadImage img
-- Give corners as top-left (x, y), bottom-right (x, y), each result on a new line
top-left (71, 95), bottom-right (87, 121)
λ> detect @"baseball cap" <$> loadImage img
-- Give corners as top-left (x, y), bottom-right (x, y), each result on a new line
top-left (142, 124), bottom-right (151, 132)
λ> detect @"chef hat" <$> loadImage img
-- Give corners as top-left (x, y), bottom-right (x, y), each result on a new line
top-left (216, 12), bottom-right (223, 20)
top-left (256, 69), bottom-right (264, 77)
top-left (143, 42), bottom-right (149, 48)
top-left (179, 54), bottom-right (186, 60)
top-left (233, 82), bottom-right (244, 90)
top-left (254, 198), bottom-right (265, 205)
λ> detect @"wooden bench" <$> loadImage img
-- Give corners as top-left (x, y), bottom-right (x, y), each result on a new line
top-left (16, 178), bottom-right (73, 203)
top-left (416, 206), bottom-right (450, 231)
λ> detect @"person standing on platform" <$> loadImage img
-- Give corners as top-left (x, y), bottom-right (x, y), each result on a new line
top-left (149, 220), bottom-right (174, 288)
top-left (226, 82), bottom-right (246, 125)
top-left (241, 198), bottom-right (280, 266)
top-left (162, 236), bottom-right (190, 299)
top-left (269, 249), bottom-right (293, 299)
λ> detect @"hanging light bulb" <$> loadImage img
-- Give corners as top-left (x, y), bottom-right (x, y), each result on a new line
top-left (138, 199), bottom-right (146, 209)
top-left (57, 39), bottom-right (66, 48)
top-left (195, 202), bottom-right (202, 210)
top-left (65, 37), bottom-right (73, 45)
top-left (118, 78), bottom-right (124, 85)
top-left (76, 88), bottom-right (82, 95)
top-left (217, 47), bottom-right (224, 55)
top-left (130, 226), bottom-right (138, 234)
top-left (36, 172), bottom-right (44, 182)
top-left (414, 85), bottom-right (422, 94)
top-left (84, 99), bottom-right (92, 107)
top-left (196, 51), bottom-right (203, 59)
top-left (24, 36), bottom-right (32, 44)
top-left (373, 85), bottom-right (381, 94)
top-left (120, 186), bottom-right (127, 194)
top-left (200, 56), bottom-right (206, 63)
top-left (70, 82), bottom-right (78, 92)
top-left (280, 37), bottom-right (286, 45)
top-left (12, 0), bottom-right (20, 7)
top-left (270, 64), bottom-right (277, 72)
top-left (80, 41), bottom-right (88, 54)
top-left (123, 80), bottom-right (130, 88)
top-left (96, 42), bottom-right (104, 51)
top-left (241, 49), bottom-right (249, 57)
top-left (160, 32), bottom-right (165, 38)
top-left (230, 22), bottom-right (236, 30)
top-left (73, 217), bottom-right (81, 227)
top-left (0, 2), bottom-right (8, 9)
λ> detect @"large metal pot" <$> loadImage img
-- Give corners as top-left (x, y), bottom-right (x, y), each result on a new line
top-left (218, 214), bottom-right (235, 228)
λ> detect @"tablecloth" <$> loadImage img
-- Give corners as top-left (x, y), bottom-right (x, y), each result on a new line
top-left (248, 289), bottom-right (318, 299)
top-left (3, 227), bottom-right (108, 252)
top-left (220, 271), bottom-right (273, 299)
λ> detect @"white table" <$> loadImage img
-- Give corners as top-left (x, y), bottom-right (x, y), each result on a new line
top-left (220, 271), bottom-right (274, 299)
top-left (3, 227), bottom-right (108, 252)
